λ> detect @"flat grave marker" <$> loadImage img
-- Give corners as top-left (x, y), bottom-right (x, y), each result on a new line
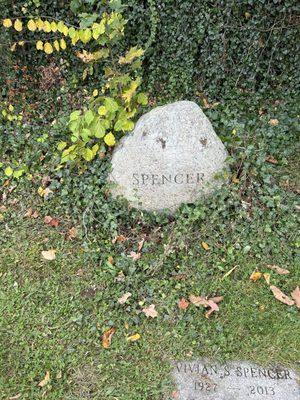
top-left (172, 360), bottom-right (299, 400)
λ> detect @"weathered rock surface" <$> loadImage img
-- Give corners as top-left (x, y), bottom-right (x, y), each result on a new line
top-left (109, 101), bottom-right (228, 211)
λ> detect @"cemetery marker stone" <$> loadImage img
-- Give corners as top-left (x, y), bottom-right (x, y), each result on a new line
top-left (109, 101), bottom-right (228, 211)
top-left (172, 360), bottom-right (300, 400)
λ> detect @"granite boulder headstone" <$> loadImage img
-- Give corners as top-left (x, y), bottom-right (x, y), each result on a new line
top-left (109, 101), bottom-right (228, 211)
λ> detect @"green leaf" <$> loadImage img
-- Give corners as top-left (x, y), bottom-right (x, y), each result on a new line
top-left (70, 110), bottom-right (81, 121)
top-left (4, 166), bottom-right (13, 177)
top-left (13, 169), bottom-right (24, 179)
top-left (82, 147), bottom-right (94, 161)
top-left (137, 93), bottom-right (148, 105)
top-left (57, 141), bottom-right (67, 151)
top-left (81, 128), bottom-right (91, 141)
top-left (84, 110), bottom-right (94, 125)
top-left (104, 98), bottom-right (119, 113)
top-left (91, 120), bottom-right (106, 138)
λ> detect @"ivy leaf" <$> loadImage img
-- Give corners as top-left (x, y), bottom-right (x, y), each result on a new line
top-left (119, 46), bottom-right (144, 65)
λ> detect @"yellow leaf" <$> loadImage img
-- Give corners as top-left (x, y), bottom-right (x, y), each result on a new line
top-left (119, 46), bottom-right (144, 65)
top-left (14, 19), bottom-right (23, 32)
top-left (18, 41), bottom-right (24, 46)
top-left (104, 132), bottom-right (116, 146)
top-left (60, 38), bottom-right (67, 50)
top-left (27, 19), bottom-right (37, 31)
top-left (36, 19), bottom-right (44, 31)
top-left (36, 40), bottom-right (43, 50)
top-left (201, 241), bottom-right (210, 250)
top-left (98, 106), bottom-right (107, 116)
top-left (122, 79), bottom-right (141, 103)
top-left (221, 265), bottom-right (237, 280)
top-left (3, 18), bottom-right (12, 28)
top-left (44, 42), bottom-right (53, 54)
top-left (62, 25), bottom-right (69, 36)
top-left (43, 20), bottom-right (51, 33)
top-left (50, 21), bottom-right (57, 32)
top-left (41, 250), bottom-right (56, 261)
top-left (127, 333), bottom-right (140, 342)
top-left (268, 118), bottom-right (279, 126)
top-left (10, 43), bottom-right (17, 52)
top-left (232, 176), bottom-right (240, 184)
top-left (93, 89), bottom-right (99, 97)
top-left (53, 40), bottom-right (60, 51)
top-left (71, 32), bottom-right (79, 45)
top-left (250, 271), bottom-right (262, 282)
top-left (38, 371), bottom-right (50, 387)
top-left (263, 273), bottom-right (270, 285)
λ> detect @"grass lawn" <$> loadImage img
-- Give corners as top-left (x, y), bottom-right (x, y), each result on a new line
top-left (0, 82), bottom-right (299, 399)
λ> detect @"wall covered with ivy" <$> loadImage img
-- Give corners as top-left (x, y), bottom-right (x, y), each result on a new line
top-left (2, 0), bottom-right (299, 100)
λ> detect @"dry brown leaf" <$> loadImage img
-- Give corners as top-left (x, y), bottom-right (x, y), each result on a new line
top-left (116, 271), bottom-right (125, 282)
top-left (9, 394), bottom-right (21, 400)
top-left (270, 285), bottom-right (295, 306)
top-left (210, 296), bottom-right (224, 304)
top-left (268, 118), bottom-right (279, 126)
top-left (102, 327), bottom-right (116, 349)
top-left (201, 241), bottom-right (210, 250)
top-left (38, 371), bottom-right (50, 387)
top-left (178, 298), bottom-right (189, 310)
top-left (118, 292), bottom-right (132, 305)
top-left (189, 295), bottom-right (209, 307)
top-left (266, 264), bottom-right (290, 275)
top-left (250, 271), bottom-right (262, 282)
top-left (107, 256), bottom-right (114, 264)
top-left (44, 215), bottom-right (59, 227)
top-left (25, 207), bottom-right (39, 218)
top-left (205, 300), bottom-right (219, 318)
top-left (41, 250), bottom-right (56, 261)
top-left (129, 251), bottom-right (141, 261)
top-left (266, 156), bottom-right (278, 165)
top-left (112, 235), bottom-right (127, 244)
top-left (263, 273), bottom-right (271, 285)
top-left (142, 304), bottom-right (158, 318)
top-left (127, 333), bottom-right (140, 342)
top-left (137, 238), bottom-right (145, 252)
top-left (67, 227), bottom-right (77, 240)
top-left (291, 286), bottom-right (300, 308)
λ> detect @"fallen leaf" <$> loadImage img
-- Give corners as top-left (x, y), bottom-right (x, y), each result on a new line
top-left (291, 286), bottom-right (300, 308)
top-left (118, 292), bottom-right (132, 305)
top-left (189, 295), bottom-right (209, 307)
top-left (268, 118), bottom-right (279, 126)
top-left (38, 371), bottom-right (50, 387)
top-left (266, 264), bottom-right (290, 275)
top-left (67, 227), bottom-right (77, 239)
top-left (41, 250), bottom-right (56, 261)
top-left (116, 271), bottom-right (125, 282)
top-left (112, 235), bottom-right (127, 244)
top-left (266, 156), bottom-right (278, 165)
top-left (44, 215), bottom-right (60, 227)
top-left (129, 251), bottom-right (141, 261)
top-left (102, 327), bottom-right (116, 348)
top-left (76, 268), bottom-right (84, 277)
top-left (270, 285), bottom-right (295, 306)
top-left (171, 390), bottom-right (179, 399)
top-left (178, 298), bottom-right (189, 310)
top-left (107, 256), bottom-right (114, 264)
top-left (205, 300), bottom-right (219, 318)
top-left (9, 394), bottom-right (21, 400)
top-left (25, 207), bottom-right (39, 218)
top-left (201, 241), bottom-right (210, 250)
top-left (250, 271), bottom-right (262, 282)
top-left (232, 176), bottom-right (240, 184)
top-left (142, 304), bottom-right (158, 318)
top-left (138, 238), bottom-right (145, 252)
top-left (263, 273), bottom-right (271, 285)
top-left (127, 333), bottom-right (140, 342)
top-left (209, 296), bottom-right (223, 304)
top-left (221, 266), bottom-right (237, 280)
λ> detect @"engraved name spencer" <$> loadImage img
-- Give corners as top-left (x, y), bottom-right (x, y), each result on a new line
top-left (132, 173), bottom-right (205, 186)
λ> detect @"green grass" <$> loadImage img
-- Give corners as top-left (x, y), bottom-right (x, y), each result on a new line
top-left (0, 188), bottom-right (299, 399)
